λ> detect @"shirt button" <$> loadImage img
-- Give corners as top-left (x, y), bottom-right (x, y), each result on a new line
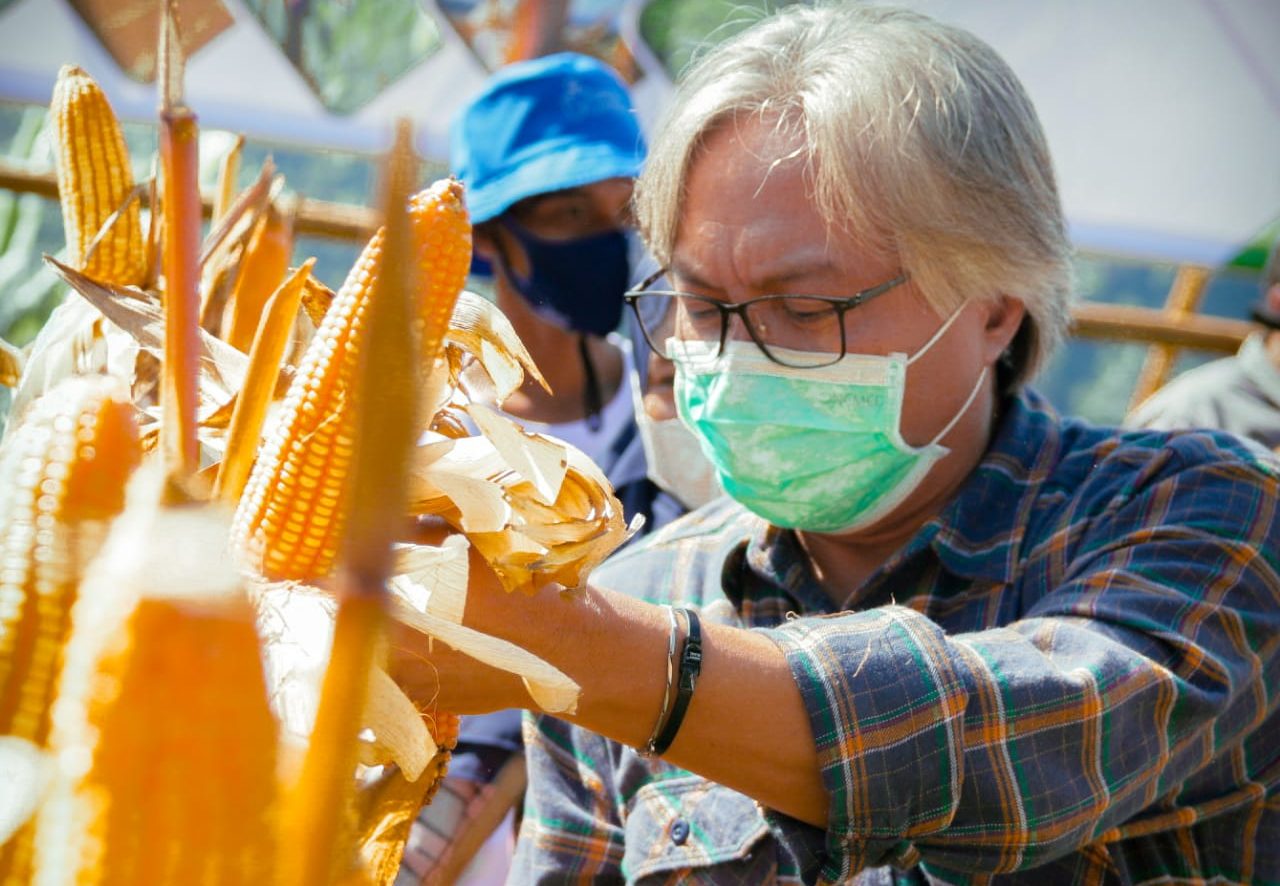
top-left (670, 818), bottom-right (690, 845)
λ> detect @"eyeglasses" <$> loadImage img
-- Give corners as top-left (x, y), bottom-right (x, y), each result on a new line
top-left (624, 269), bottom-right (909, 368)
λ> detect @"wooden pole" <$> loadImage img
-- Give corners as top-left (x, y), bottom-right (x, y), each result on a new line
top-left (1125, 264), bottom-right (1213, 412)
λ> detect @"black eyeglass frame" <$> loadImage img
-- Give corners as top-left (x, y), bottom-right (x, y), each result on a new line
top-left (623, 269), bottom-right (910, 368)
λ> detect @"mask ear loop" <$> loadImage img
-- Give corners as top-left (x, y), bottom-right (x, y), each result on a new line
top-left (903, 301), bottom-right (989, 448)
top-left (925, 366), bottom-right (988, 448)
top-left (905, 300), bottom-right (969, 366)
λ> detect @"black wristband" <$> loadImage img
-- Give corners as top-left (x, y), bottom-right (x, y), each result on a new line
top-left (651, 607), bottom-right (702, 756)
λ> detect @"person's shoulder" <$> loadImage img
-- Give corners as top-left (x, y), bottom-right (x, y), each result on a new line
top-left (1124, 354), bottom-right (1247, 430)
top-left (1052, 414), bottom-right (1278, 520)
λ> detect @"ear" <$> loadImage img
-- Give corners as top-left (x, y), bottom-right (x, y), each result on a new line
top-left (980, 295), bottom-right (1027, 364)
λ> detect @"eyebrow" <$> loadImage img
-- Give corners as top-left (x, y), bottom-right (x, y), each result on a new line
top-left (667, 257), bottom-right (840, 293)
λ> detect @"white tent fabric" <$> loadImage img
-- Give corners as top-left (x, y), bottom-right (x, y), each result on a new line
top-left (0, 0), bottom-right (1276, 265)
top-left (888, 0), bottom-right (1280, 265)
top-left (0, 0), bottom-right (489, 161)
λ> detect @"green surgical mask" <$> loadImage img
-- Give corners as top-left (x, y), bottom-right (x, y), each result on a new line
top-left (669, 307), bottom-right (984, 533)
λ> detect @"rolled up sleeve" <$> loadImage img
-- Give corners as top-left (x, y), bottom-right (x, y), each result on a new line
top-left (763, 452), bottom-right (1280, 883)
top-left (765, 607), bottom-right (971, 881)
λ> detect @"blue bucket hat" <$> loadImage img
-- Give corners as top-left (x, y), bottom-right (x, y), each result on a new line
top-left (450, 52), bottom-right (646, 224)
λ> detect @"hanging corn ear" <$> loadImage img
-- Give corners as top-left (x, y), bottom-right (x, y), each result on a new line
top-left (232, 177), bottom-right (471, 581)
top-left (0, 375), bottom-right (140, 741)
top-left (50, 65), bottom-right (147, 287)
top-left (34, 473), bottom-right (279, 886)
top-left (0, 375), bottom-right (140, 884)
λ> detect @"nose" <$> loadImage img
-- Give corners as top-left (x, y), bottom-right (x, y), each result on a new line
top-left (726, 311), bottom-right (759, 343)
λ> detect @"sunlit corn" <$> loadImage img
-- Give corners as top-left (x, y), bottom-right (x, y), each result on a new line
top-left (0, 376), bottom-right (140, 883)
top-left (232, 179), bottom-right (471, 581)
top-left (35, 484), bottom-right (279, 886)
top-left (50, 65), bottom-right (147, 287)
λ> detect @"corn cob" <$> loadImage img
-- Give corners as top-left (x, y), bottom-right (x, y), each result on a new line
top-left (0, 337), bottom-right (23, 387)
top-left (232, 178), bottom-right (471, 581)
top-left (221, 202), bottom-right (294, 353)
top-left (50, 65), bottom-right (147, 287)
top-left (35, 483), bottom-right (279, 886)
top-left (0, 376), bottom-right (140, 885)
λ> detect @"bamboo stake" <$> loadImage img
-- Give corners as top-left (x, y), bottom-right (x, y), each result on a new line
top-left (278, 121), bottom-right (420, 886)
top-left (158, 0), bottom-right (201, 480)
top-left (1126, 264), bottom-right (1212, 413)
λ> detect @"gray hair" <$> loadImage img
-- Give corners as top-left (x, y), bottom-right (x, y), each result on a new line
top-left (635, 3), bottom-right (1075, 387)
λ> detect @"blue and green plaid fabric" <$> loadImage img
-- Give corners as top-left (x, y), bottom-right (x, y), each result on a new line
top-left (511, 389), bottom-right (1280, 884)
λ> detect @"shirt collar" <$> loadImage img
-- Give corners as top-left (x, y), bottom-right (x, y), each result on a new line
top-left (925, 388), bottom-right (1062, 584)
top-left (1237, 333), bottom-right (1280, 406)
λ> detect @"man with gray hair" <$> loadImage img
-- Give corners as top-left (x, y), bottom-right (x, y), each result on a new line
top-left (387, 5), bottom-right (1280, 882)
top-left (1127, 239), bottom-right (1280, 450)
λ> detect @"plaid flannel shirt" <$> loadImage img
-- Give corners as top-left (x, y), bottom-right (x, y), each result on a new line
top-left (510, 389), bottom-right (1280, 884)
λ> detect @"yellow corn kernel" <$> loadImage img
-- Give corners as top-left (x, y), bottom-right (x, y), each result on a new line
top-left (0, 375), bottom-right (140, 884)
top-left (232, 179), bottom-right (471, 581)
top-left (50, 65), bottom-right (147, 287)
top-left (34, 491), bottom-right (279, 886)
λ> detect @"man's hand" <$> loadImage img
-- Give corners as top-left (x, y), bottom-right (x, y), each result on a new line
top-left (388, 515), bottom-right (552, 715)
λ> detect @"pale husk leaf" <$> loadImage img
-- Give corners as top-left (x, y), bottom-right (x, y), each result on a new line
top-left (465, 402), bottom-right (566, 504)
top-left (362, 668), bottom-right (436, 779)
top-left (388, 596), bottom-right (579, 714)
top-left (390, 534), bottom-right (469, 624)
top-left (445, 290), bottom-right (547, 402)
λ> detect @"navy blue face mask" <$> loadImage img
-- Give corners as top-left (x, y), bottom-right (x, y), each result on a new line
top-left (496, 218), bottom-right (630, 337)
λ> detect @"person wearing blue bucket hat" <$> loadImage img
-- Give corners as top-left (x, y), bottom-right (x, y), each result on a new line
top-left (451, 52), bottom-right (646, 445)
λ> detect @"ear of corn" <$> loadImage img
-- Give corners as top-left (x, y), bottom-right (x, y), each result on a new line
top-left (232, 177), bottom-right (471, 582)
top-left (35, 477), bottom-right (279, 886)
top-left (0, 376), bottom-right (140, 884)
top-left (0, 376), bottom-right (140, 741)
top-left (0, 337), bottom-right (24, 388)
top-left (50, 66), bottom-right (147, 288)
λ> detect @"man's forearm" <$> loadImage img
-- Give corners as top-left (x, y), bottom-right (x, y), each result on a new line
top-left (466, 577), bottom-right (828, 826)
